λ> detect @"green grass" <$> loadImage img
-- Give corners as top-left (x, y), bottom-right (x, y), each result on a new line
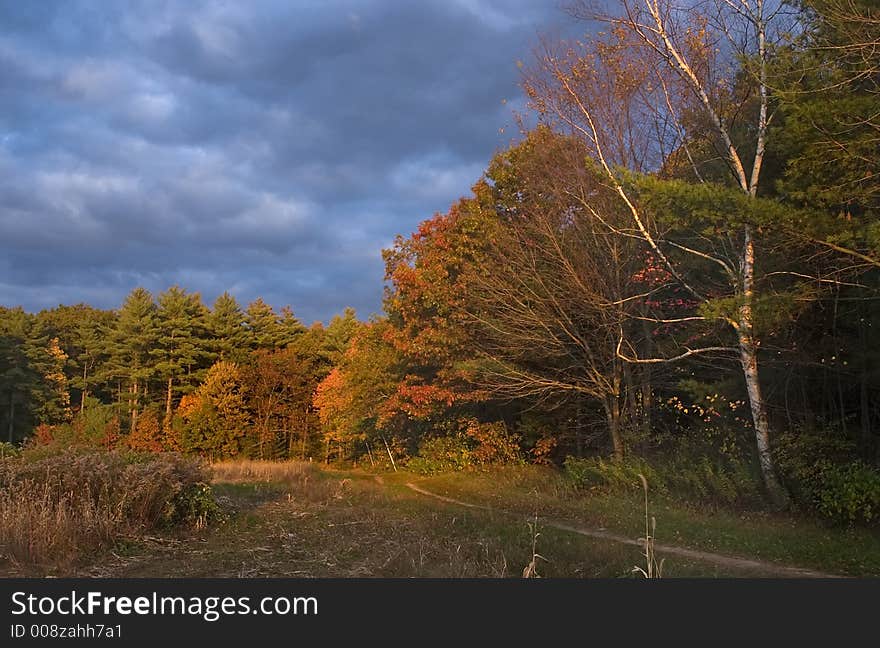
top-left (32, 461), bottom-right (764, 577)
top-left (99, 469), bottom-right (653, 578)
top-left (402, 465), bottom-right (880, 576)
top-left (14, 460), bottom-right (876, 577)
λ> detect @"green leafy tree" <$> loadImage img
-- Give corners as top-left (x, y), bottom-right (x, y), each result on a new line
top-left (314, 319), bottom-right (406, 459)
top-left (177, 360), bottom-right (250, 460)
top-left (321, 307), bottom-right (360, 365)
top-left (242, 346), bottom-right (326, 459)
top-left (770, 0), bottom-right (880, 259)
top-left (32, 304), bottom-right (115, 412)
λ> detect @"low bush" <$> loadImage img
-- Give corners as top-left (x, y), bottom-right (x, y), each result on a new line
top-left (0, 447), bottom-right (219, 570)
top-left (564, 456), bottom-right (662, 494)
top-left (464, 420), bottom-right (524, 466)
top-left (773, 430), bottom-right (880, 525)
top-left (0, 442), bottom-right (19, 459)
top-left (407, 436), bottom-right (473, 475)
top-left (563, 453), bottom-right (764, 508)
top-left (407, 420), bottom-right (525, 475)
top-left (815, 463), bottom-right (880, 526)
top-left (661, 455), bottom-right (763, 507)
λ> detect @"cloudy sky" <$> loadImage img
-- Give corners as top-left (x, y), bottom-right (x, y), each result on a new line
top-left (0, 0), bottom-right (574, 323)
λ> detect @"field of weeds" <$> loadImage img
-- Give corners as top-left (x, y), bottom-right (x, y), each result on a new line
top-left (6, 457), bottom-right (876, 578)
top-left (101, 460), bottom-right (771, 578)
top-left (0, 447), bottom-right (218, 574)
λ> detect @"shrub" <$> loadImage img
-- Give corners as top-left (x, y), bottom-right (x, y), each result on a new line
top-left (407, 436), bottom-right (473, 475)
top-left (407, 419), bottom-right (525, 475)
top-left (0, 442), bottom-right (19, 459)
top-left (772, 429), bottom-right (880, 525)
top-left (167, 482), bottom-right (221, 529)
top-left (563, 452), bottom-right (763, 508)
top-left (0, 447), bottom-right (219, 570)
top-left (814, 463), bottom-right (880, 525)
top-left (126, 408), bottom-right (165, 453)
top-left (661, 455), bottom-right (763, 508)
top-left (564, 456), bottom-right (664, 494)
top-left (31, 399), bottom-right (122, 449)
top-left (464, 420), bottom-right (524, 467)
top-left (773, 430), bottom-right (858, 507)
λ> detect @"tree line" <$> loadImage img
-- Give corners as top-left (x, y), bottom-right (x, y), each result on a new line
top-left (314, 0), bottom-right (880, 506)
top-left (0, 289), bottom-right (358, 460)
top-left (2, 0), bottom-right (879, 509)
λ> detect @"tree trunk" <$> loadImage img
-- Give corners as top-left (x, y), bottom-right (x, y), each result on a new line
top-left (286, 419), bottom-right (295, 459)
top-left (623, 361), bottom-right (639, 434)
top-left (739, 226), bottom-right (788, 507)
top-left (300, 421), bottom-right (307, 460)
top-left (604, 393), bottom-right (624, 462)
top-left (165, 377), bottom-right (174, 435)
top-left (640, 371), bottom-right (652, 441)
top-left (8, 392), bottom-right (14, 443)
top-left (81, 364), bottom-right (88, 412)
top-left (860, 311), bottom-right (873, 458)
top-left (640, 319), bottom-right (653, 441)
top-left (381, 435), bottom-right (398, 472)
top-left (130, 381), bottom-right (140, 435)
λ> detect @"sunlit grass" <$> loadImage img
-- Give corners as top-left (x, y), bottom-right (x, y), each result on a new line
top-left (211, 459), bottom-right (317, 484)
top-left (414, 466), bottom-right (880, 576)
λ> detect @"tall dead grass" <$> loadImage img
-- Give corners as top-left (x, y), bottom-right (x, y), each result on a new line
top-left (211, 459), bottom-right (351, 505)
top-left (211, 459), bottom-right (316, 484)
top-left (0, 448), bottom-right (214, 571)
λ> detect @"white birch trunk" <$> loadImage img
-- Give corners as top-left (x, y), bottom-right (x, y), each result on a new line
top-left (738, 225), bottom-right (788, 506)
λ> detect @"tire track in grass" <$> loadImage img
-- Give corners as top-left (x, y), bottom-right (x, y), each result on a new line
top-left (403, 482), bottom-right (841, 578)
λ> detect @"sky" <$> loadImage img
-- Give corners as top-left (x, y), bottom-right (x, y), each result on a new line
top-left (0, 0), bottom-right (573, 324)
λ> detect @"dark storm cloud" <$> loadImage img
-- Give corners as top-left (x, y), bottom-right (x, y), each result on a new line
top-left (0, 0), bottom-right (570, 322)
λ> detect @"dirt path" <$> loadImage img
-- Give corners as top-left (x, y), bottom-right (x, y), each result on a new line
top-left (403, 482), bottom-right (842, 578)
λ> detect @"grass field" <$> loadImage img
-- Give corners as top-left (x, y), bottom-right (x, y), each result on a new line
top-left (5, 460), bottom-right (875, 578)
top-left (402, 466), bottom-right (880, 577)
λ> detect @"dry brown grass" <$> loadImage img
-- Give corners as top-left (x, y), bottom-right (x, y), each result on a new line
top-left (211, 459), bottom-right (317, 484)
top-left (0, 448), bottom-right (213, 573)
top-left (210, 459), bottom-right (345, 507)
top-left (0, 481), bottom-right (118, 570)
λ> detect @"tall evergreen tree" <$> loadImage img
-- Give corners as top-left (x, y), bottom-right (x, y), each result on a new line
top-left (208, 292), bottom-right (249, 362)
top-left (70, 308), bottom-right (115, 411)
top-left (322, 307), bottom-right (360, 365)
top-left (107, 288), bottom-right (159, 434)
top-left (278, 306), bottom-right (307, 347)
top-left (156, 287), bottom-right (211, 434)
top-left (0, 307), bottom-right (37, 442)
top-left (25, 322), bottom-right (72, 426)
top-left (245, 298), bottom-right (282, 351)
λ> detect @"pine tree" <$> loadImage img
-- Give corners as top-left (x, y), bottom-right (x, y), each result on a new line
top-left (71, 309), bottom-right (114, 411)
top-left (277, 306), bottom-right (307, 347)
top-left (245, 298), bottom-right (282, 351)
top-left (107, 288), bottom-right (159, 434)
top-left (0, 307), bottom-right (37, 442)
top-left (156, 286), bottom-right (211, 435)
top-left (207, 292), bottom-right (249, 362)
top-left (322, 307), bottom-right (359, 365)
top-left (34, 304), bottom-right (115, 413)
